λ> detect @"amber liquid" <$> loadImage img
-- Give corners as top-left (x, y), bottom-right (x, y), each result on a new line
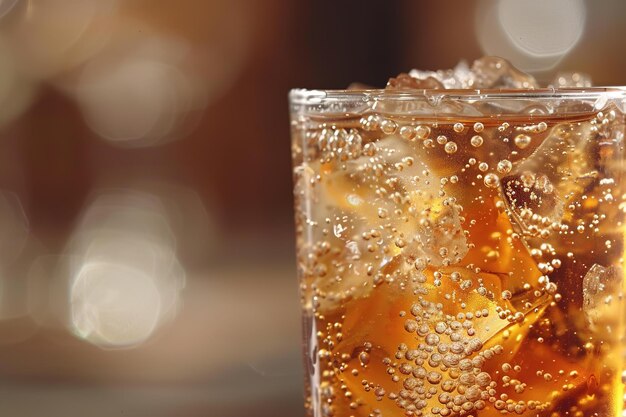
top-left (292, 107), bottom-right (626, 417)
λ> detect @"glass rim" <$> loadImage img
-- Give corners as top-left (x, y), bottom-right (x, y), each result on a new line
top-left (289, 87), bottom-right (626, 105)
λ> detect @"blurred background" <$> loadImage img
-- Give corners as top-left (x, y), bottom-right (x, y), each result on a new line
top-left (0, 0), bottom-right (624, 415)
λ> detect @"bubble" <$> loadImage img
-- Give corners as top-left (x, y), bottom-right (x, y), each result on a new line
top-left (359, 351), bottom-right (370, 366)
top-left (476, 372), bottom-right (491, 387)
top-left (484, 173), bottom-right (500, 188)
top-left (435, 322), bottom-right (447, 334)
top-left (399, 125), bottom-right (416, 140)
top-left (478, 162), bottom-right (489, 172)
top-left (442, 379), bottom-right (456, 392)
top-left (427, 371), bottom-right (443, 384)
top-left (426, 333), bottom-right (440, 346)
top-left (459, 359), bottom-right (473, 371)
top-left (514, 134), bottom-right (532, 149)
top-left (462, 401), bottom-right (474, 411)
top-left (453, 123), bottom-right (464, 133)
top-left (496, 160), bottom-right (513, 174)
top-left (450, 342), bottom-right (465, 354)
top-left (470, 135), bottom-right (484, 147)
top-left (410, 303), bottom-right (422, 316)
top-left (429, 353), bottom-right (443, 367)
top-left (442, 353), bottom-right (460, 367)
top-left (413, 365), bottom-right (427, 379)
top-left (417, 323), bottom-right (430, 336)
top-left (399, 363), bottom-right (413, 375)
top-left (437, 135), bottom-right (448, 145)
top-left (415, 125), bottom-right (431, 139)
top-left (405, 319), bottom-right (419, 333)
top-left (471, 356), bottom-right (485, 368)
top-left (415, 258), bottom-right (427, 271)
top-left (468, 338), bottom-right (483, 352)
top-left (363, 114), bottom-right (380, 131)
top-left (473, 122), bottom-right (484, 133)
top-left (403, 377), bottom-right (418, 390)
top-left (381, 119), bottom-right (398, 134)
top-left (444, 142), bottom-right (458, 154)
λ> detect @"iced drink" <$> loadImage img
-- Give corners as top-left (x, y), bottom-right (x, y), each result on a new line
top-left (290, 57), bottom-right (626, 417)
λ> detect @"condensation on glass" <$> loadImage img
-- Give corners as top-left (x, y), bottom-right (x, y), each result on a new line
top-left (290, 88), bottom-right (626, 417)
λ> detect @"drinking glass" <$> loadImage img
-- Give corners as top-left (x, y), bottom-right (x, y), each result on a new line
top-left (289, 87), bottom-right (626, 417)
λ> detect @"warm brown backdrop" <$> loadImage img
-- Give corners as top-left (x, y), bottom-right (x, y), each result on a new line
top-left (0, 0), bottom-right (623, 416)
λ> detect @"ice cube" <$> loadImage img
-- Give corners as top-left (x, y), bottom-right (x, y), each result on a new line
top-left (386, 72), bottom-right (445, 90)
top-left (387, 56), bottom-right (539, 91)
top-left (470, 56), bottom-right (539, 89)
top-left (387, 61), bottom-right (471, 90)
top-left (460, 200), bottom-right (545, 304)
top-left (407, 60), bottom-right (473, 89)
top-left (499, 111), bottom-right (624, 303)
top-left (299, 135), bottom-right (469, 312)
top-left (294, 161), bottom-right (371, 311)
top-left (500, 122), bottom-right (596, 237)
top-left (379, 137), bottom-right (469, 266)
top-left (582, 264), bottom-right (623, 328)
top-left (321, 136), bottom-right (468, 267)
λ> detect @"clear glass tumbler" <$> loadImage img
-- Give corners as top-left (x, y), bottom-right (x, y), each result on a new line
top-left (289, 87), bottom-right (626, 417)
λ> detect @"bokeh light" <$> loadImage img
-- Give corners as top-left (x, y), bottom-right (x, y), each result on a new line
top-left (71, 261), bottom-right (163, 348)
top-left (74, 33), bottom-right (209, 147)
top-left (476, 0), bottom-right (587, 72)
top-left (67, 190), bottom-right (185, 348)
top-left (2, 0), bottom-right (118, 79)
